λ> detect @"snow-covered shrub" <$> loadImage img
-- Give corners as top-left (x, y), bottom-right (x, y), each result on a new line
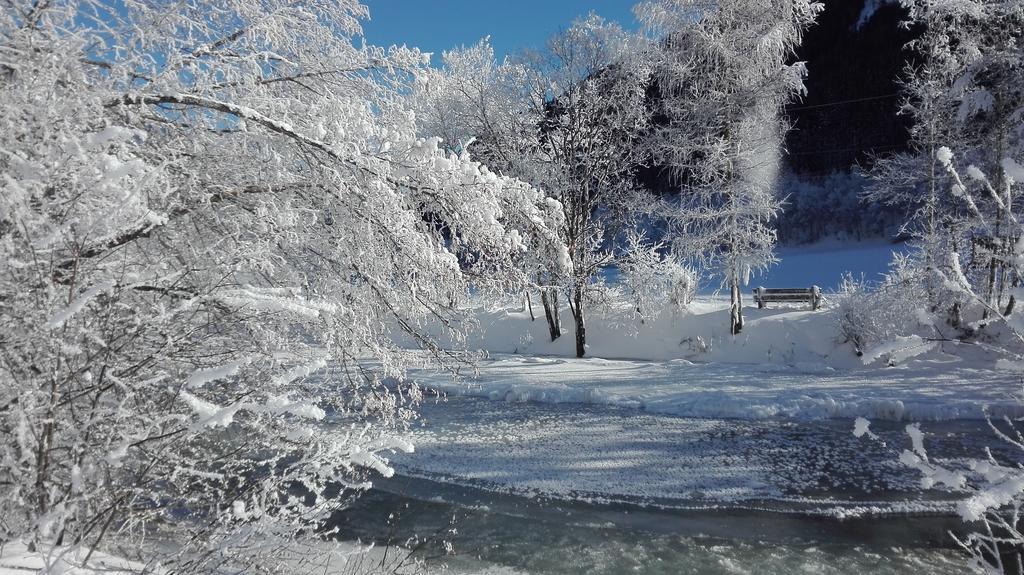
top-left (833, 275), bottom-right (872, 355)
top-left (833, 255), bottom-right (933, 359)
top-left (0, 2), bottom-right (559, 572)
top-left (619, 231), bottom-right (696, 322)
top-left (667, 265), bottom-right (699, 311)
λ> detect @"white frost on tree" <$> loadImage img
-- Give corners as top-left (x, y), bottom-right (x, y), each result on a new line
top-left (861, 152), bottom-right (1024, 574)
top-left (412, 17), bottom-right (653, 357)
top-left (0, 1), bottom-right (558, 572)
top-left (619, 230), bottom-right (696, 322)
top-left (637, 0), bottom-right (823, 335)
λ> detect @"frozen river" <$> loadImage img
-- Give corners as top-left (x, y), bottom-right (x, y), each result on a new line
top-left (328, 396), bottom-right (1013, 574)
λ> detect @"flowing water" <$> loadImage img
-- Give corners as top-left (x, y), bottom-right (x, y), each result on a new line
top-left (328, 397), bottom-right (1009, 574)
top-left (333, 478), bottom-right (977, 574)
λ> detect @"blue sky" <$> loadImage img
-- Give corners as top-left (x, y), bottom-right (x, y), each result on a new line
top-left (360, 1), bottom-right (639, 63)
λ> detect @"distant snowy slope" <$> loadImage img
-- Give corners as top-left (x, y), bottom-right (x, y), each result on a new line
top-left (598, 239), bottom-right (908, 293)
top-left (753, 239), bottom-right (909, 292)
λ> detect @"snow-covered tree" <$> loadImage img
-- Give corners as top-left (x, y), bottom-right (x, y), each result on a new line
top-left (866, 0), bottom-right (1024, 328)
top-left (945, 2), bottom-right (1024, 319)
top-left (411, 39), bottom-right (534, 170)
top-left (856, 5), bottom-right (1024, 564)
top-left (0, 1), bottom-right (558, 571)
top-left (637, 0), bottom-right (822, 335)
top-left (853, 149), bottom-right (1024, 574)
top-left (412, 17), bottom-right (652, 357)
top-left (412, 39), bottom-right (570, 343)
top-left (410, 39), bottom-right (572, 344)
top-left (520, 15), bottom-right (653, 357)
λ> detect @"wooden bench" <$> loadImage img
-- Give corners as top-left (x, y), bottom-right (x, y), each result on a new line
top-left (753, 286), bottom-right (823, 310)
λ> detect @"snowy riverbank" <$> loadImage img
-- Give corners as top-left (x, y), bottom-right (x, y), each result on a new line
top-left (458, 300), bottom-right (860, 366)
top-left (410, 353), bottom-right (1022, 422)
top-left (403, 275), bottom-right (1022, 423)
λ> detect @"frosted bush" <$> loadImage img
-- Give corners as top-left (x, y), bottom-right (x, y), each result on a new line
top-left (833, 254), bottom-right (935, 360)
top-left (619, 231), bottom-right (697, 322)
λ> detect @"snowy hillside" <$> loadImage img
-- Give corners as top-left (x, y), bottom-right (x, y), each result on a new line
top-left (757, 239), bottom-right (909, 291)
top-left (461, 299), bottom-right (865, 366)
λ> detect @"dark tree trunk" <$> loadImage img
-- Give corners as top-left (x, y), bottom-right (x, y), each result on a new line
top-left (541, 288), bottom-right (561, 342)
top-left (949, 301), bottom-right (963, 330)
top-left (573, 284), bottom-right (586, 358)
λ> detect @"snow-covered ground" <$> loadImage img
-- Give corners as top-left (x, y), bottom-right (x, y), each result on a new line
top-left (411, 354), bottom-right (1022, 422)
top-left (419, 240), bottom-right (1014, 423)
top-left (458, 299), bottom-right (870, 367)
top-left (409, 239), bottom-right (935, 374)
top-left (458, 289), bottom-right (932, 373)
top-left (0, 543), bottom-right (159, 575)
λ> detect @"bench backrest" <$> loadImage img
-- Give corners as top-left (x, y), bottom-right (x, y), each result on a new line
top-left (753, 286), bottom-right (823, 309)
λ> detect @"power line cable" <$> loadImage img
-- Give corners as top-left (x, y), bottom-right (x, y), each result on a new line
top-left (785, 92), bottom-right (901, 112)
top-left (786, 143), bottom-right (902, 156)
